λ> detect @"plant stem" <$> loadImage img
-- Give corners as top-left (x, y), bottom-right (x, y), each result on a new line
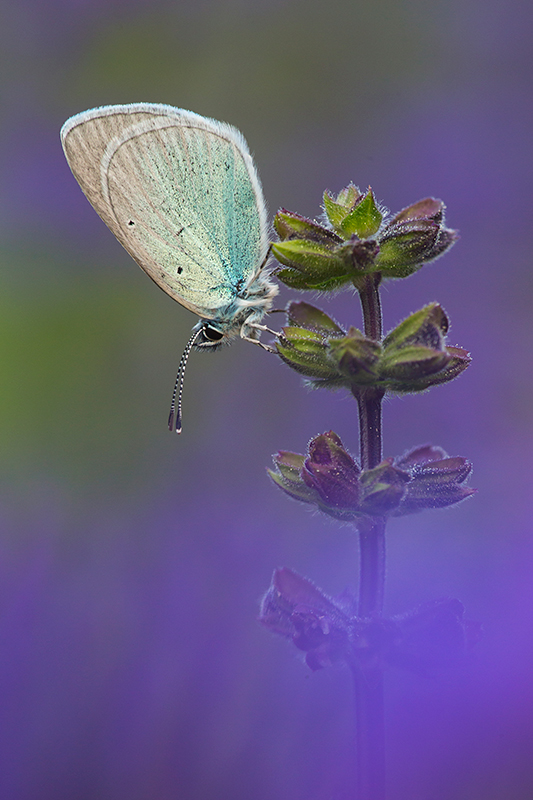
top-left (352, 274), bottom-right (386, 800)
top-left (359, 273), bottom-right (383, 341)
top-left (356, 387), bottom-right (384, 472)
top-left (357, 514), bottom-right (386, 617)
top-left (353, 662), bottom-right (386, 800)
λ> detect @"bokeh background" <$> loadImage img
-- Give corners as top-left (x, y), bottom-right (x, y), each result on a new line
top-left (1, 0), bottom-right (532, 798)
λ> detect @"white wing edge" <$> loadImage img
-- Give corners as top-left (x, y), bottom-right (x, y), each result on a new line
top-left (60, 103), bottom-right (270, 268)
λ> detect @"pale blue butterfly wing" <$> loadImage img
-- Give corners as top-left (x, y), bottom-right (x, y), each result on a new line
top-left (60, 103), bottom-right (276, 334)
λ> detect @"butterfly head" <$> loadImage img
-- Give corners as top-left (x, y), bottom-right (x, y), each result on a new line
top-left (192, 317), bottom-right (264, 349)
top-left (194, 321), bottom-right (227, 349)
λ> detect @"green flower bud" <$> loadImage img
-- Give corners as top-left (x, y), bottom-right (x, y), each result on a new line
top-left (380, 345), bottom-right (451, 382)
top-left (335, 183), bottom-right (361, 208)
top-left (328, 328), bottom-right (381, 384)
top-left (271, 239), bottom-right (354, 291)
top-left (380, 304), bottom-right (471, 391)
top-left (375, 220), bottom-right (440, 277)
top-left (383, 302), bottom-right (449, 350)
top-left (275, 302), bottom-right (349, 385)
top-left (276, 325), bottom-right (344, 382)
top-left (274, 208), bottom-right (342, 246)
top-left (324, 187), bottom-right (383, 239)
top-left (322, 183), bottom-right (362, 228)
top-left (275, 301), bottom-right (470, 394)
top-left (286, 301), bottom-right (344, 335)
top-left (340, 190), bottom-right (383, 239)
top-left (267, 451), bottom-right (318, 504)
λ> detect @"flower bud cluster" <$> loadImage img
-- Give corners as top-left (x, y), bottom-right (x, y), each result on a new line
top-left (272, 187), bottom-right (458, 291)
top-left (268, 432), bottom-right (474, 521)
top-left (276, 300), bottom-right (470, 393)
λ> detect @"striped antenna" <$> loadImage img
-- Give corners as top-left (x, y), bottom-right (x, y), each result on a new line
top-left (168, 328), bottom-right (203, 434)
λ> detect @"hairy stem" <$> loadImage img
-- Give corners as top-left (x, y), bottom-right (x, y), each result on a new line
top-left (356, 387), bottom-right (385, 472)
top-left (359, 273), bottom-right (383, 341)
top-left (357, 515), bottom-right (386, 617)
top-left (352, 274), bottom-right (386, 800)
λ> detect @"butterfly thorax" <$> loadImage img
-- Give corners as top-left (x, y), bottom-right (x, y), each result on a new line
top-left (193, 271), bottom-right (278, 348)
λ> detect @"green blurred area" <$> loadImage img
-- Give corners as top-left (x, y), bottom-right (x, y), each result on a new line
top-left (61, 0), bottom-right (444, 123)
top-left (0, 240), bottom-right (200, 497)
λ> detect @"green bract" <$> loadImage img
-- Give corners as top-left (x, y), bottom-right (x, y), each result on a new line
top-left (323, 186), bottom-right (383, 239)
top-left (271, 239), bottom-right (353, 291)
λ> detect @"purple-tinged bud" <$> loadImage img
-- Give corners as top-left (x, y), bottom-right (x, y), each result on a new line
top-left (268, 432), bottom-right (367, 521)
top-left (387, 598), bottom-right (482, 674)
top-left (394, 444), bottom-right (447, 467)
top-left (268, 436), bottom-right (473, 520)
top-left (259, 568), bottom-right (352, 670)
top-left (375, 197), bottom-right (458, 278)
top-left (359, 460), bottom-right (410, 515)
top-left (302, 432), bottom-right (362, 512)
top-left (335, 237), bottom-right (381, 278)
top-left (392, 444), bottom-right (475, 515)
top-left (389, 197), bottom-right (445, 225)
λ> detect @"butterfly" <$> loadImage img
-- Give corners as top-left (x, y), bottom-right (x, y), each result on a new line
top-left (60, 103), bottom-right (278, 432)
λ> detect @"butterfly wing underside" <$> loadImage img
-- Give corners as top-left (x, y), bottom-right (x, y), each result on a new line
top-left (61, 104), bottom-right (269, 320)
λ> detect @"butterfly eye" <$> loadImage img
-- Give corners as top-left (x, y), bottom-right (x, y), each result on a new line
top-left (203, 324), bottom-right (224, 342)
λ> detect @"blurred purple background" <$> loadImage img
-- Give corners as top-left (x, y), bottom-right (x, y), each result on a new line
top-left (1, 0), bottom-right (532, 797)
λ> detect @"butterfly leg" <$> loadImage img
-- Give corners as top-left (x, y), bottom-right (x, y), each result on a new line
top-left (249, 322), bottom-right (281, 337)
top-left (242, 335), bottom-right (277, 353)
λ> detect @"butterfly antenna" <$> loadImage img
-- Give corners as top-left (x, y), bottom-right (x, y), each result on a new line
top-left (168, 328), bottom-right (203, 434)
